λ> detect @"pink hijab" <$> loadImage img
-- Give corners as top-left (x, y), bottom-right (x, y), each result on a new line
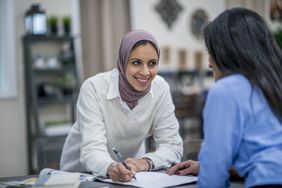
top-left (117, 30), bottom-right (160, 109)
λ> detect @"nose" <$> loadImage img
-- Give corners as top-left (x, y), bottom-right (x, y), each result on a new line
top-left (139, 65), bottom-right (150, 75)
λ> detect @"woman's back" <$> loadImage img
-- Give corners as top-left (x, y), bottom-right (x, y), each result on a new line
top-left (199, 73), bottom-right (282, 187)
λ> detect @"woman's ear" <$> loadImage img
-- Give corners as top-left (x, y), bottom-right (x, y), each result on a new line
top-left (208, 55), bottom-right (214, 69)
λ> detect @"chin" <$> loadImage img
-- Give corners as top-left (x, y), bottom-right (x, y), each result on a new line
top-left (133, 84), bottom-right (149, 92)
top-left (135, 87), bottom-right (148, 92)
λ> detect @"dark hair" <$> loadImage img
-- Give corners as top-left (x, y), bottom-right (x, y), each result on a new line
top-left (204, 7), bottom-right (282, 122)
top-left (131, 40), bottom-right (159, 55)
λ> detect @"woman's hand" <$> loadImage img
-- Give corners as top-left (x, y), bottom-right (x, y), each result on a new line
top-left (106, 162), bottom-right (136, 182)
top-left (124, 158), bottom-right (150, 172)
top-left (167, 160), bottom-right (199, 176)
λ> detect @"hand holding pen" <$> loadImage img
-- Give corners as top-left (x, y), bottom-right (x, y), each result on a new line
top-left (112, 148), bottom-right (137, 180)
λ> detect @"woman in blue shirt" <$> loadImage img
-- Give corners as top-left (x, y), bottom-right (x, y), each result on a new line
top-left (167, 7), bottom-right (282, 188)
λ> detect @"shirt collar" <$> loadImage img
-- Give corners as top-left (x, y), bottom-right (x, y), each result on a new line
top-left (106, 68), bottom-right (154, 100)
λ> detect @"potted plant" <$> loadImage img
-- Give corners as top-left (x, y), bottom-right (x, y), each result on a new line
top-left (48, 15), bottom-right (58, 35)
top-left (62, 16), bottom-right (71, 35)
top-left (56, 72), bottom-right (77, 95)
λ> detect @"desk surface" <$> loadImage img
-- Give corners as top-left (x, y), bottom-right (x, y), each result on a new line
top-left (81, 181), bottom-right (244, 188)
top-left (0, 175), bottom-right (244, 188)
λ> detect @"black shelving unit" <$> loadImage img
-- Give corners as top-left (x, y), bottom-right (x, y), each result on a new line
top-left (159, 70), bottom-right (212, 161)
top-left (22, 35), bottom-right (80, 174)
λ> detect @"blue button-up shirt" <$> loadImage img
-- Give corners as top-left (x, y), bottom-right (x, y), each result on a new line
top-left (198, 74), bottom-right (282, 188)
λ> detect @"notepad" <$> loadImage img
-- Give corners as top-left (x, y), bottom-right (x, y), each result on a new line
top-left (33, 173), bottom-right (80, 188)
top-left (38, 168), bottom-right (96, 182)
top-left (98, 171), bottom-right (198, 188)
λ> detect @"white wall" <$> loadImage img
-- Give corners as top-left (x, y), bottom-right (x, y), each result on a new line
top-left (130, 0), bottom-right (225, 71)
top-left (0, 0), bottom-right (74, 177)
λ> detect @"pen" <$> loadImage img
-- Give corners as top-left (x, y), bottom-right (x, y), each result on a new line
top-left (112, 148), bottom-right (137, 180)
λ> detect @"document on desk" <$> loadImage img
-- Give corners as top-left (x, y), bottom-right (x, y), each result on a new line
top-left (98, 171), bottom-right (198, 188)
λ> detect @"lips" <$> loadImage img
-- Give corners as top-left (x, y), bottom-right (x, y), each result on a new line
top-left (134, 76), bottom-right (150, 85)
top-left (136, 77), bottom-right (149, 82)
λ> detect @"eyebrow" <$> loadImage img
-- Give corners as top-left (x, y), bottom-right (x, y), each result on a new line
top-left (129, 58), bottom-right (140, 61)
top-left (129, 58), bottom-right (159, 61)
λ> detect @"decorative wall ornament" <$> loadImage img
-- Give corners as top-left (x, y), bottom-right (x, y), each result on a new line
top-left (178, 48), bottom-right (187, 69)
top-left (162, 46), bottom-right (170, 64)
top-left (270, 0), bottom-right (282, 21)
top-left (194, 51), bottom-right (203, 70)
top-left (190, 9), bottom-right (209, 39)
top-left (155, 0), bottom-right (183, 29)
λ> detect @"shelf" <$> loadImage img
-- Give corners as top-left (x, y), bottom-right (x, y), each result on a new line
top-left (44, 123), bottom-right (72, 137)
top-left (22, 34), bottom-right (79, 174)
top-left (159, 70), bottom-right (213, 77)
top-left (32, 67), bottom-right (75, 74)
top-left (37, 96), bottom-right (77, 105)
top-left (174, 93), bottom-right (204, 118)
top-left (33, 134), bottom-right (69, 139)
top-left (23, 34), bottom-right (73, 42)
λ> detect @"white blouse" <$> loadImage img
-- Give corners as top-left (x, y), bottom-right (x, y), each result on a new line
top-left (60, 68), bottom-right (183, 177)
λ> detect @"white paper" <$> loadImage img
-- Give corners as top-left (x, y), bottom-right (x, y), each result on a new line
top-left (99, 171), bottom-right (198, 188)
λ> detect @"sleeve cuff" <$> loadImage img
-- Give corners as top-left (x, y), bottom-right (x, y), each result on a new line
top-left (142, 154), bottom-right (166, 170)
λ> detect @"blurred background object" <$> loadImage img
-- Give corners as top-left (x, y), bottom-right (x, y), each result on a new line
top-left (24, 4), bottom-right (47, 35)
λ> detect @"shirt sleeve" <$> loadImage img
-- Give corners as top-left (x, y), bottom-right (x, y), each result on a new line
top-left (198, 84), bottom-right (244, 188)
top-left (144, 83), bottom-right (183, 169)
top-left (77, 80), bottom-right (114, 177)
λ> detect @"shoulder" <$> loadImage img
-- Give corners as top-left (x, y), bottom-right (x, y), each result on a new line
top-left (208, 74), bottom-right (251, 100)
top-left (152, 74), bottom-right (170, 91)
top-left (82, 69), bottom-right (116, 88)
top-left (80, 69), bottom-right (117, 95)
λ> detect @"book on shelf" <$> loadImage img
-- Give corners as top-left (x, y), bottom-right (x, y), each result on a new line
top-left (44, 123), bottom-right (72, 136)
top-left (44, 120), bottom-right (72, 136)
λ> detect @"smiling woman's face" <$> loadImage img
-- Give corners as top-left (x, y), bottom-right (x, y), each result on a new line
top-left (126, 43), bottom-right (159, 91)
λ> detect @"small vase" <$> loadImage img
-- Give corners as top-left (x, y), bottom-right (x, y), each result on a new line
top-left (64, 24), bottom-right (70, 35)
top-left (50, 25), bottom-right (58, 35)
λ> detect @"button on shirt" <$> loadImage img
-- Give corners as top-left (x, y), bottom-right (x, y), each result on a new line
top-left (60, 68), bottom-right (183, 177)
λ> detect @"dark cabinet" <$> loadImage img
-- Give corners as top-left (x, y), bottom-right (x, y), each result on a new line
top-left (159, 70), bottom-right (212, 161)
top-left (22, 35), bottom-right (80, 174)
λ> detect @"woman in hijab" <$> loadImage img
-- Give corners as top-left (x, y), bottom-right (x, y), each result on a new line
top-left (60, 30), bottom-right (183, 182)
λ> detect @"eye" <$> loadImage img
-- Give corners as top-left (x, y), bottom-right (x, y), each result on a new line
top-left (131, 60), bottom-right (141, 66)
top-left (148, 60), bottom-right (158, 68)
